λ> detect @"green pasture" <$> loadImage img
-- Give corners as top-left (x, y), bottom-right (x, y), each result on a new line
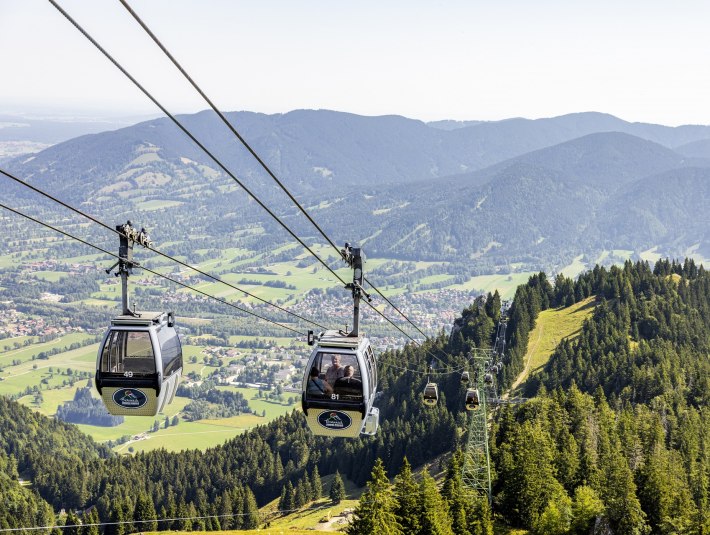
top-left (560, 254), bottom-right (587, 279)
top-left (611, 249), bottom-right (634, 260)
top-left (29, 271), bottom-right (69, 282)
top-left (450, 272), bottom-right (535, 299)
top-left (107, 386), bottom-right (294, 454)
top-left (0, 366), bottom-right (85, 397)
top-left (79, 396), bottom-right (191, 444)
top-left (116, 417), bottom-right (252, 454)
top-left (227, 335), bottom-right (298, 346)
top-left (0, 332), bottom-right (95, 367)
top-left (80, 298), bottom-right (116, 308)
top-left (257, 472), bottom-right (362, 532)
top-left (640, 246), bottom-right (662, 263)
top-left (136, 199), bottom-right (184, 211)
top-left (512, 296), bottom-right (595, 392)
top-left (416, 274), bottom-right (455, 286)
top-left (594, 250), bottom-right (610, 264)
top-left (18, 386), bottom-right (78, 416)
top-left (226, 386), bottom-right (296, 419)
top-left (61, 253), bottom-right (109, 264)
top-left (0, 343), bottom-right (97, 390)
top-left (0, 252), bottom-right (27, 268)
top-left (178, 316), bottom-right (212, 326)
top-left (0, 335), bottom-right (38, 353)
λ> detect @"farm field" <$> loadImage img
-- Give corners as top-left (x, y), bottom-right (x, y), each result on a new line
top-left (450, 272), bottom-right (535, 299)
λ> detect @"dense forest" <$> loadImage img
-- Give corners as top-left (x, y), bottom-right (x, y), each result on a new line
top-left (1, 259), bottom-right (708, 534)
top-left (349, 259), bottom-right (709, 534)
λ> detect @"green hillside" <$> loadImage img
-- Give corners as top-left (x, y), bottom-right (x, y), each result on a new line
top-left (1, 259), bottom-right (708, 534)
top-left (510, 296), bottom-right (595, 392)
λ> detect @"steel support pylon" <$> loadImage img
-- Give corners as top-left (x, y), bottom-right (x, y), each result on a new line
top-left (461, 352), bottom-right (493, 502)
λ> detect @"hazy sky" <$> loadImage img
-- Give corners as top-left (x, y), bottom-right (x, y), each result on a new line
top-left (2, 0), bottom-right (709, 126)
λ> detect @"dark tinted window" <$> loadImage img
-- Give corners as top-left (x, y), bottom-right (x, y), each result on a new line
top-left (307, 351), bottom-right (362, 402)
top-left (100, 330), bottom-right (156, 375)
top-left (158, 327), bottom-right (183, 376)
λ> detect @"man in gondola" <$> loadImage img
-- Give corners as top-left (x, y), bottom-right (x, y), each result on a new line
top-left (334, 365), bottom-right (362, 397)
top-left (324, 354), bottom-right (345, 386)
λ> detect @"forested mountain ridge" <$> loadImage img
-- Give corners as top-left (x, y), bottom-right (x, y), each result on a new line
top-left (347, 260), bottom-right (709, 534)
top-left (1, 259), bottom-right (708, 534)
top-left (495, 259), bottom-right (709, 533)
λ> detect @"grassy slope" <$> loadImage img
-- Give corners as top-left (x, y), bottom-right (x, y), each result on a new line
top-left (511, 296), bottom-right (595, 393)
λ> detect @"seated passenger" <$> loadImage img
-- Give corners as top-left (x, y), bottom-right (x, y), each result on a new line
top-left (307, 367), bottom-right (332, 397)
top-left (334, 365), bottom-right (362, 396)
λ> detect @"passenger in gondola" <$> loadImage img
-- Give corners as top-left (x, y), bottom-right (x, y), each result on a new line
top-left (307, 367), bottom-right (332, 397)
top-left (324, 354), bottom-right (345, 386)
top-left (334, 365), bottom-right (362, 397)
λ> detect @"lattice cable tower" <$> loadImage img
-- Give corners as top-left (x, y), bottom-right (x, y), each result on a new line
top-left (461, 351), bottom-right (494, 502)
top-left (461, 302), bottom-right (511, 503)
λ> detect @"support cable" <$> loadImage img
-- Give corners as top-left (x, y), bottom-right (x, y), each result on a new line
top-left (0, 167), bottom-right (325, 330)
top-left (118, 0), bottom-right (429, 341)
top-left (3, 176), bottom-right (439, 375)
top-left (47, 0), bottom-right (423, 346)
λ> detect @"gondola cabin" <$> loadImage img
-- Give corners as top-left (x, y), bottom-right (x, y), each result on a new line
top-left (95, 311), bottom-right (182, 416)
top-left (302, 330), bottom-right (379, 437)
top-left (465, 388), bottom-right (481, 410)
top-left (423, 382), bottom-right (439, 406)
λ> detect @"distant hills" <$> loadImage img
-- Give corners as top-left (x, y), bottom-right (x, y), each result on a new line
top-left (4, 110), bottom-right (710, 269)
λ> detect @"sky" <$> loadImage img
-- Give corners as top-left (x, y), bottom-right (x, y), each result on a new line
top-left (1, 0), bottom-right (709, 126)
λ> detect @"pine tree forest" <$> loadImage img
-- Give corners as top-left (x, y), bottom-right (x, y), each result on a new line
top-left (0, 259), bottom-right (708, 534)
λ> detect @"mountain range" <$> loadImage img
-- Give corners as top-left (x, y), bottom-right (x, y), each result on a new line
top-left (4, 110), bottom-right (710, 268)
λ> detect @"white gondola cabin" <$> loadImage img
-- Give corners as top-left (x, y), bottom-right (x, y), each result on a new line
top-left (423, 382), bottom-right (439, 406)
top-left (465, 388), bottom-right (481, 410)
top-left (302, 330), bottom-right (379, 437)
top-left (95, 311), bottom-right (182, 416)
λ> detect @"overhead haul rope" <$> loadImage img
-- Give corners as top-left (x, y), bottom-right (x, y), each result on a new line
top-left (0, 480), bottom-right (486, 534)
top-left (118, 0), bottom-right (429, 341)
top-left (42, 1), bottom-right (481, 372)
top-left (1, 167), bottom-right (460, 373)
top-left (0, 202), bottom-right (306, 336)
top-left (0, 167), bottom-right (325, 331)
top-left (0, 504), bottom-right (333, 533)
top-left (46, 0), bottom-right (427, 347)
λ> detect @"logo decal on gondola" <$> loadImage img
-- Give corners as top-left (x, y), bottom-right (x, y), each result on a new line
top-left (113, 388), bottom-right (148, 409)
top-left (317, 410), bottom-right (352, 430)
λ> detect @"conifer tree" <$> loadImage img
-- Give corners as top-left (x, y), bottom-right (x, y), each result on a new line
top-left (218, 490), bottom-right (234, 530)
top-left (242, 487), bottom-right (259, 530)
top-left (279, 480), bottom-right (294, 512)
top-left (532, 491), bottom-right (572, 535)
top-left (347, 459), bottom-right (402, 535)
top-left (64, 511), bottom-right (81, 535)
top-left (393, 458), bottom-right (421, 534)
top-left (81, 508), bottom-right (100, 535)
top-left (175, 500), bottom-right (191, 531)
top-left (189, 502), bottom-right (204, 531)
top-left (330, 470), bottom-right (346, 504)
top-left (570, 485), bottom-right (604, 535)
top-left (294, 481), bottom-right (306, 508)
top-left (468, 496), bottom-right (494, 535)
top-left (418, 470), bottom-right (454, 535)
top-left (311, 466), bottom-right (323, 500)
top-left (133, 493), bottom-right (158, 532)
